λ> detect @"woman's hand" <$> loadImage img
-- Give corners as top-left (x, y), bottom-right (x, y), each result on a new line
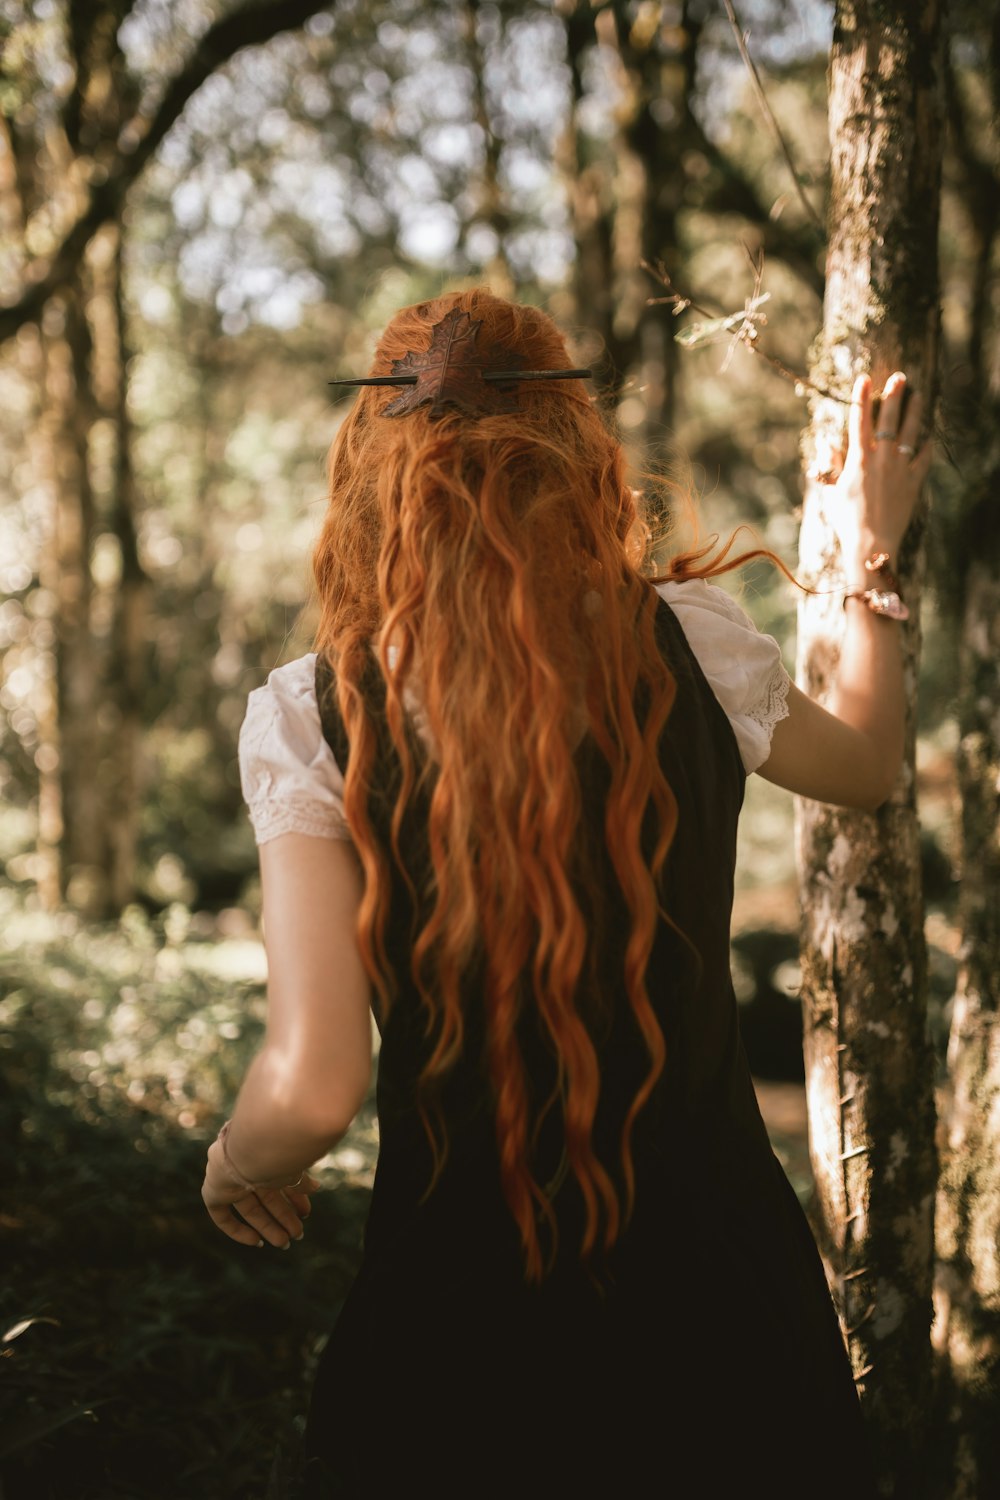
top-left (827, 371), bottom-right (933, 576)
top-left (201, 1136), bottom-right (321, 1250)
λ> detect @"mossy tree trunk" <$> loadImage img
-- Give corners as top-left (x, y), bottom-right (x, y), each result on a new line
top-left (795, 4), bottom-right (944, 1492)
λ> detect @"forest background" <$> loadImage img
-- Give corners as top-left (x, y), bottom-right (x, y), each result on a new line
top-left (0, 1), bottom-right (997, 1497)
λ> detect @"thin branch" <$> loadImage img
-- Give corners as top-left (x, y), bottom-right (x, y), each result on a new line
top-left (0, 0), bottom-right (337, 345)
top-left (722, 0), bottom-right (824, 233)
top-left (643, 251), bottom-right (848, 405)
top-left (683, 105), bottom-right (825, 298)
top-left (640, 258), bottom-right (720, 321)
top-left (611, 0), bottom-right (823, 298)
top-left (748, 341), bottom-right (848, 405)
top-left (719, 240), bottom-right (766, 371)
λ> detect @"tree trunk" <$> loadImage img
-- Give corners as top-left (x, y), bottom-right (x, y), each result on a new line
top-left (795, 4), bottom-right (944, 1491)
top-left (933, 535), bottom-right (1000, 1499)
top-left (104, 226), bottom-right (149, 912)
top-left (607, 0), bottom-right (699, 445)
top-left (559, 0), bottom-right (631, 390)
top-left (931, 29), bottom-right (1000, 1489)
top-left (36, 282), bottom-right (112, 917)
top-left (463, 0), bottom-right (514, 297)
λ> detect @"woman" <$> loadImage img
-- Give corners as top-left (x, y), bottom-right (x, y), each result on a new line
top-left (201, 288), bottom-right (930, 1497)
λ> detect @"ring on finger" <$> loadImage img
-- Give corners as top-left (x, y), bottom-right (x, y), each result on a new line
top-left (874, 429), bottom-right (897, 441)
top-left (897, 443), bottom-right (916, 458)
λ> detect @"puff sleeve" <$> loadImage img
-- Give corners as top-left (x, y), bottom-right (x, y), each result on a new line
top-left (654, 577), bottom-right (792, 774)
top-left (237, 653), bottom-right (352, 845)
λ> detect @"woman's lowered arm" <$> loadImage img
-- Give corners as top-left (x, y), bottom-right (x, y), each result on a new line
top-left (202, 834), bottom-right (372, 1247)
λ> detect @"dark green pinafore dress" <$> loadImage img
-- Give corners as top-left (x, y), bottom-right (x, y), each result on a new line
top-left (300, 590), bottom-right (876, 1498)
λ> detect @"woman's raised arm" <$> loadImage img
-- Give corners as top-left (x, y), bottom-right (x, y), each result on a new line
top-left (757, 371), bottom-right (933, 812)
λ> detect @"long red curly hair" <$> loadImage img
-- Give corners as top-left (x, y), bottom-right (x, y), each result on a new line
top-left (312, 287), bottom-right (785, 1280)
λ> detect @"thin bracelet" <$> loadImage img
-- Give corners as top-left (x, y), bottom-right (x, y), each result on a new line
top-left (217, 1119), bottom-right (307, 1194)
top-left (217, 1119), bottom-right (261, 1193)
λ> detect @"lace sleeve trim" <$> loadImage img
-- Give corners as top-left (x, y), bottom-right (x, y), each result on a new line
top-left (743, 661), bottom-right (792, 739)
top-left (248, 796), bottom-right (351, 846)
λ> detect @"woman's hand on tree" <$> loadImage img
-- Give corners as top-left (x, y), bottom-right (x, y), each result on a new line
top-left (828, 371), bottom-right (933, 574)
top-left (201, 1137), bottom-right (321, 1249)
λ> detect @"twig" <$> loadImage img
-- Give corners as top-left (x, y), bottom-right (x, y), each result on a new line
top-left (645, 249), bottom-right (850, 405)
top-left (747, 342), bottom-right (849, 405)
top-left (722, 0), bottom-right (824, 233)
top-left (720, 242), bottom-right (767, 372)
top-left (640, 259), bottom-right (720, 322)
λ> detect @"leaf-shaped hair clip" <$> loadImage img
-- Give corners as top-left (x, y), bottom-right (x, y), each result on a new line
top-left (329, 308), bottom-right (591, 418)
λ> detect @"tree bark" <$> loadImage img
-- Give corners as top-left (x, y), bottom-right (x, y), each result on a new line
top-left (933, 534), bottom-right (1000, 1500)
top-left (795, 4), bottom-right (944, 1491)
top-left (930, 24), bottom-right (1000, 1494)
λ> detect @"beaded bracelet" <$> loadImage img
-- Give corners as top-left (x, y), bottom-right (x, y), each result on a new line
top-left (843, 550), bottom-right (909, 621)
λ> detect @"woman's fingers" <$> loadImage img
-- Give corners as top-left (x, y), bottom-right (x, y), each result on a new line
top-left (202, 1162), bottom-right (324, 1248)
top-left (848, 372), bottom-right (872, 459)
top-left (284, 1186), bottom-right (313, 1220)
top-left (281, 1170), bottom-right (321, 1222)
top-left (206, 1186), bottom-right (306, 1248)
top-left (895, 388), bottom-right (924, 455)
top-left (873, 371), bottom-right (907, 449)
top-left (245, 1187), bottom-right (307, 1246)
top-left (880, 379), bottom-right (932, 491)
top-left (205, 1200), bottom-right (267, 1248)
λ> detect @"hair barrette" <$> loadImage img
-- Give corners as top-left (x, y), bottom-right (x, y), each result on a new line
top-left (328, 308), bottom-right (591, 419)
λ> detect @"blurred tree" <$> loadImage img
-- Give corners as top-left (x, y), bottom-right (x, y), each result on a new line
top-left (0, 0), bottom-right (337, 915)
top-left (605, 0), bottom-right (700, 440)
top-left (557, 0), bottom-right (826, 451)
top-left (462, 0), bottom-right (514, 295)
top-left (794, 2), bottom-right (943, 1491)
top-left (558, 0), bottom-right (626, 381)
top-left (932, 7), bottom-right (1000, 1493)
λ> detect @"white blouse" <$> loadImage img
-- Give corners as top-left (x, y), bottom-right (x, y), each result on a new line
top-left (238, 577), bottom-right (792, 846)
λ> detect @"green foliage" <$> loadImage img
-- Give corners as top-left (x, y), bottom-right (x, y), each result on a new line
top-left (0, 887), bottom-right (377, 1499)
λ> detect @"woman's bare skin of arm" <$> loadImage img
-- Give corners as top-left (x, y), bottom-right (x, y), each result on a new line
top-left (758, 371), bottom-right (932, 812)
top-left (202, 835), bottom-right (373, 1248)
